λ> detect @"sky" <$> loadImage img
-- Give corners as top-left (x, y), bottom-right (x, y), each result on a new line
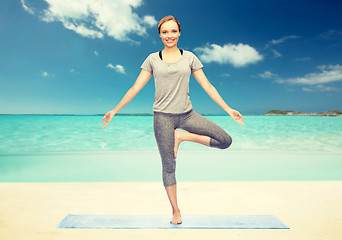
top-left (0, 0), bottom-right (342, 115)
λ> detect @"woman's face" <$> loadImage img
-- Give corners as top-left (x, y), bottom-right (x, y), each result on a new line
top-left (159, 20), bottom-right (181, 48)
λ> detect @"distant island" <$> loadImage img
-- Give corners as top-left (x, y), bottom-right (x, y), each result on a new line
top-left (265, 110), bottom-right (342, 116)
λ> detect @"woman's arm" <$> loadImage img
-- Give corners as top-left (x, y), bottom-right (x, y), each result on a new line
top-left (192, 68), bottom-right (245, 125)
top-left (102, 69), bottom-right (152, 129)
top-left (111, 69), bottom-right (152, 115)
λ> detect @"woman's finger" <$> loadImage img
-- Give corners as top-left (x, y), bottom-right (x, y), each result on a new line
top-left (236, 118), bottom-right (246, 125)
top-left (235, 112), bottom-right (245, 125)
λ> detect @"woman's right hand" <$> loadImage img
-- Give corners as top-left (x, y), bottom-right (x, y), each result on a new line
top-left (101, 110), bottom-right (115, 129)
top-left (227, 108), bottom-right (245, 125)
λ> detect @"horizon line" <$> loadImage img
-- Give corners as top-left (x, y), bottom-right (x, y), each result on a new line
top-left (1, 110), bottom-right (340, 116)
top-left (0, 113), bottom-right (248, 116)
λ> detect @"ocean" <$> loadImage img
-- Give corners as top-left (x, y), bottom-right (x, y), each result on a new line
top-left (0, 115), bottom-right (341, 153)
top-left (1, 115), bottom-right (341, 182)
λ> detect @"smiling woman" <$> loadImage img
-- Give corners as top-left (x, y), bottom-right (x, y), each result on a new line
top-left (101, 15), bottom-right (245, 225)
top-left (159, 22), bottom-right (181, 51)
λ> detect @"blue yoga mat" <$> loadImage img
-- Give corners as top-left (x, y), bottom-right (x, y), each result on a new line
top-left (57, 214), bottom-right (289, 229)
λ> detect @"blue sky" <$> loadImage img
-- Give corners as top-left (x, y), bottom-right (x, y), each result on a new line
top-left (0, 0), bottom-right (341, 115)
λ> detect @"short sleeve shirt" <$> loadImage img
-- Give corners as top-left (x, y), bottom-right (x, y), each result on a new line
top-left (141, 50), bottom-right (203, 114)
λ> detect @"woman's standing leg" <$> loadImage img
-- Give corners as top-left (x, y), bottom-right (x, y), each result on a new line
top-left (153, 112), bottom-right (182, 224)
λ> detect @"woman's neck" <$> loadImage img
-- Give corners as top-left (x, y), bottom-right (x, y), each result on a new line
top-left (162, 46), bottom-right (179, 54)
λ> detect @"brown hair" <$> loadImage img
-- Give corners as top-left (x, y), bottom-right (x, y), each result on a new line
top-left (158, 15), bottom-right (181, 34)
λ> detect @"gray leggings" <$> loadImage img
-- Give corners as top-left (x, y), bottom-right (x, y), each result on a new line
top-left (153, 109), bottom-right (232, 187)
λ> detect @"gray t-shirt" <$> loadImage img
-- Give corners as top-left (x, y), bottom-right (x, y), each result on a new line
top-left (141, 50), bottom-right (203, 114)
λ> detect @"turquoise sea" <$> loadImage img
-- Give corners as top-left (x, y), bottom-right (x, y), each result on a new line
top-left (0, 115), bottom-right (342, 182)
top-left (1, 115), bottom-right (342, 153)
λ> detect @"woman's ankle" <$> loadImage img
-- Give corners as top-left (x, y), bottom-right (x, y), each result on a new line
top-left (173, 209), bottom-right (181, 214)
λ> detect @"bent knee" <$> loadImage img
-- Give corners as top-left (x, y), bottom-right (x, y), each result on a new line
top-left (218, 135), bottom-right (232, 149)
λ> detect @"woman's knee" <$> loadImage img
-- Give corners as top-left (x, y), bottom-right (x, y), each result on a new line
top-left (216, 134), bottom-right (232, 149)
top-left (223, 134), bottom-right (233, 149)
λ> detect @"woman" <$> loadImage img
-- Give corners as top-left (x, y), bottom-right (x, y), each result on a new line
top-left (102, 15), bottom-right (245, 225)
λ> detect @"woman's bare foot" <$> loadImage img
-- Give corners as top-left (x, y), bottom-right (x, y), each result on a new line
top-left (174, 130), bottom-right (183, 159)
top-left (170, 210), bottom-right (182, 224)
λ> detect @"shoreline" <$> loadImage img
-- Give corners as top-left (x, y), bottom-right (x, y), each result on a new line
top-left (1, 108), bottom-right (341, 117)
top-left (1, 149), bottom-right (342, 155)
top-left (1, 150), bottom-right (341, 182)
top-left (0, 113), bottom-right (236, 116)
top-left (1, 113), bottom-right (341, 117)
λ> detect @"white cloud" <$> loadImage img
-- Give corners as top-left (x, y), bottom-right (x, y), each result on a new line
top-left (294, 57), bottom-right (312, 62)
top-left (143, 15), bottom-right (158, 27)
top-left (276, 65), bottom-right (342, 85)
top-left (271, 35), bottom-right (299, 45)
top-left (62, 22), bottom-right (103, 39)
top-left (264, 35), bottom-right (300, 58)
top-left (94, 50), bottom-right (99, 56)
top-left (271, 49), bottom-right (282, 58)
top-left (70, 69), bottom-right (80, 74)
top-left (21, 0), bottom-right (35, 15)
top-left (222, 73), bottom-right (230, 78)
top-left (302, 85), bottom-right (340, 92)
top-left (319, 29), bottom-right (342, 40)
top-left (259, 71), bottom-right (278, 79)
top-left (106, 63), bottom-right (126, 74)
top-left (41, 70), bottom-right (54, 77)
top-left (265, 35), bottom-right (300, 48)
top-left (194, 43), bottom-right (263, 67)
top-left (258, 65), bottom-right (342, 92)
top-left (41, 71), bottom-right (49, 77)
top-left (25, 0), bottom-right (157, 43)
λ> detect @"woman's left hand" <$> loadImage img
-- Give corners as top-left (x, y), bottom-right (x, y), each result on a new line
top-left (227, 109), bottom-right (245, 125)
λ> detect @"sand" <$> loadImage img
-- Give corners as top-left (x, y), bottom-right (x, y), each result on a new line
top-left (1, 181), bottom-right (342, 240)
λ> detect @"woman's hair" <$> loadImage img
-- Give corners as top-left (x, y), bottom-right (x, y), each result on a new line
top-left (158, 15), bottom-right (181, 34)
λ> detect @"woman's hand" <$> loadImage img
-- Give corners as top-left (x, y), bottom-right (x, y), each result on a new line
top-left (227, 109), bottom-right (245, 125)
top-left (101, 110), bottom-right (115, 129)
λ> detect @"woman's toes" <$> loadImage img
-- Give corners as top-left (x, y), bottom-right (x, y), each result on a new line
top-left (170, 213), bottom-right (182, 224)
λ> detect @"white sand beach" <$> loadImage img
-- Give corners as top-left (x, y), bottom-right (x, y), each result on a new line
top-left (1, 181), bottom-right (341, 240)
